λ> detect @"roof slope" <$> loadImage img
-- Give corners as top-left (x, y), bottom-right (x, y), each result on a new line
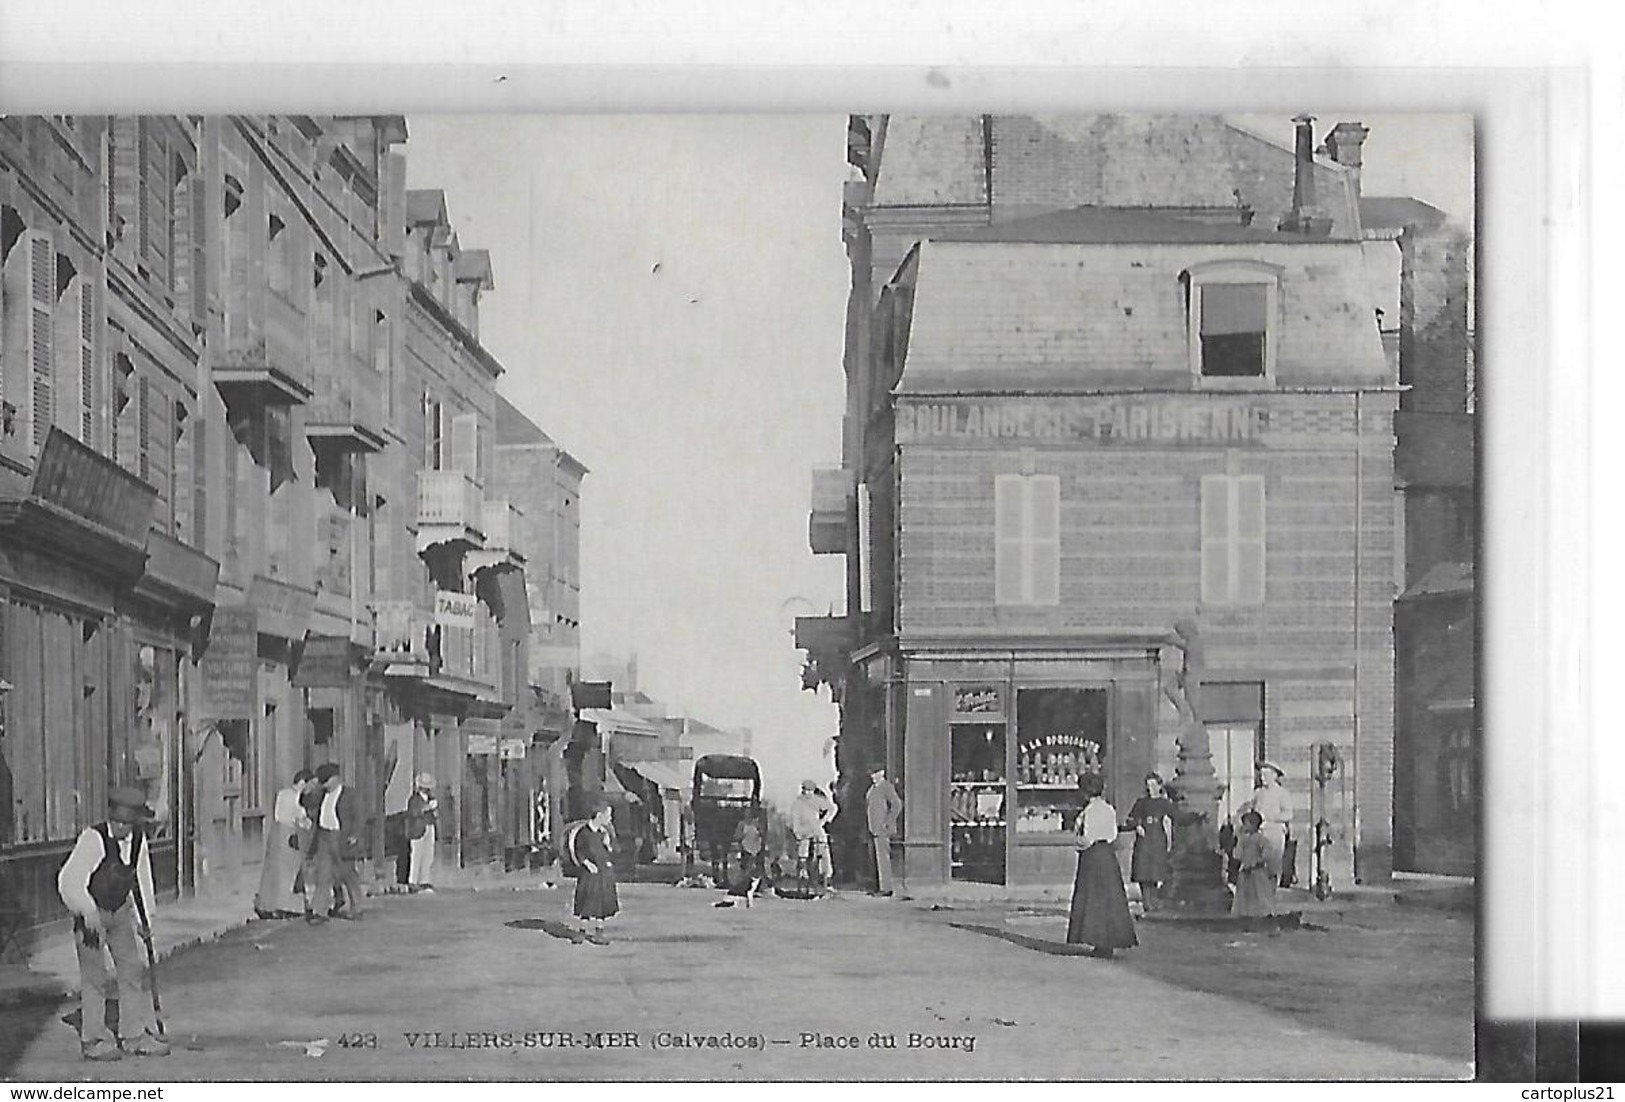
top-left (900, 235), bottom-right (1388, 391)
top-left (869, 114), bottom-right (1361, 238)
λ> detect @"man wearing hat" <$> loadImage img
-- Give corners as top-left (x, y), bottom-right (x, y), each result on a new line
top-left (1243, 760), bottom-right (1294, 884)
top-left (405, 773), bottom-right (439, 893)
top-left (788, 780), bottom-right (835, 890)
top-left (56, 786), bottom-right (169, 1060)
top-left (310, 763), bottom-right (365, 921)
top-left (864, 765), bottom-right (903, 897)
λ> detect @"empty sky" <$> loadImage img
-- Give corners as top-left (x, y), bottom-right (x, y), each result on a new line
top-left (403, 113), bottom-right (1472, 806)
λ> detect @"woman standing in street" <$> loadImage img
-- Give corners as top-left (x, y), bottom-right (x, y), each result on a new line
top-left (1125, 772), bottom-right (1176, 913)
top-left (1065, 773), bottom-right (1138, 958)
top-left (568, 801), bottom-right (620, 944)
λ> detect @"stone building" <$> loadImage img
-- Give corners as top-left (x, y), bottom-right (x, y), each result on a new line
top-left (0, 115), bottom-right (575, 940)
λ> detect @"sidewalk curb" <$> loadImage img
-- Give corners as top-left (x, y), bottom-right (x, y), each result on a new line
top-left (0, 910), bottom-right (258, 1013)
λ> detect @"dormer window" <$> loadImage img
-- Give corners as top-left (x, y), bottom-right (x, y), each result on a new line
top-left (1185, 262), bottom-right (1281, 385)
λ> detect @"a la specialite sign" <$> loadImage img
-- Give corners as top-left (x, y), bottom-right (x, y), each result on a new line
top-left (896, 397), bottom-right (1270, 445)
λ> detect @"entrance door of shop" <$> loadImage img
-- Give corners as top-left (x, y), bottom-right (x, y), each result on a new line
top-left (1208, 723), bottom-right (1258, 829)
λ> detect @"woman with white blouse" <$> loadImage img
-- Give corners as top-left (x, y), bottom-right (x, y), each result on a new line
top-left (1065, 772), bottom-right (1138, 958)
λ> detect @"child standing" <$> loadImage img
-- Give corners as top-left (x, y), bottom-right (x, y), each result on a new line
top-left (1231, 809), bottom-right (1277, 929)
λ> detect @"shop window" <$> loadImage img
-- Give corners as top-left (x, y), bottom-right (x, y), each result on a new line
top-left (1013, 687), bottom-right (1107, 835)
top-left (994, 474), bottom-right (1060, 607)
top-left (1200, 474), bottom-right (1266, 606)
top-left (1185, 265), bottom-right (1279, 383)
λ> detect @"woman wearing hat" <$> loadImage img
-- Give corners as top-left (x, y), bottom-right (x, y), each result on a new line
top-left (406, 773), bottom-right (439, 893)
top-left (56, 786), bottom-right (170, 1060)
top-left (256, 769), bottom-right (314, 919)
top-left (1243, 761), bottom-right (1294, 883)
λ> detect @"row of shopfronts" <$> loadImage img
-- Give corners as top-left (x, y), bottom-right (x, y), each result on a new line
top-left (0, 113), bottom-right (585, 943)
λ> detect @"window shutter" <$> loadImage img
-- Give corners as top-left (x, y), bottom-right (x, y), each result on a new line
top-left (193, 413), bottom-right (208, 549)
top-left (994, 474), bottom-right (1024, 605)
top-left (110, 118), bottom-right (141, 254)
top-left (857, 482), bottom-right (873, 614)
top-left (137, 373), bottom-right (151, 483)
top-left (172, 403), bottom-right (191, 541)
top-left (423, 393), bottom-right (441, 470)
top-left (1234, 475), bottom-right (1266, 605)
top-left (27, 233), bottom-right (55, 453)
top-left (79, 282), bottom-right (95, 444)
top-left (1028, 475), bottom-right (1061, 606)
top-left (373, 311), bottom-right (390, 376)
top-left (189, 170), bottom-right (209, 324)
top-left (221, 148), bottom-right (251, 344)
top-left (1200, 474), bottom-right (1231, 605)
top-left (383, 152), bottom-right (407, 257)
top-left (450, 411), bottom-right (478, 482)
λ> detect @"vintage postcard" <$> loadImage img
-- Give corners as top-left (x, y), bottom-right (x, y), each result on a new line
top-left (0, 102), bottom-right (1486, 1085)
top-left (33, 2), bottom-right (1625, 1085)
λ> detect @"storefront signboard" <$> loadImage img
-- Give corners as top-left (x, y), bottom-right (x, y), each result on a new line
top-left (293, 635), bottom-right (354, 687)
top-left (247, 574), bottom-right (318, 640)
top-left (435, 590), bottom-right (478, 628)
top-left (952, 685), bottom-right (1003, 717)
top-left (200, 605), bottom-right (258, 720)
top-left (897, 398), bottom-right (1270, 446)
top-left (467, 733), bottom-right (499, 755)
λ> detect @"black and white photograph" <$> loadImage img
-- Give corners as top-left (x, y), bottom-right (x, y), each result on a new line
top-left (0, 3), bottom-right (1611, 1088)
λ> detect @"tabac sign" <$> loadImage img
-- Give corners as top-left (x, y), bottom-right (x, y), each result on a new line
top-left (896, 398), bottom-right (1270, 446)
top-left (435, 590), bottom-right (478, 628)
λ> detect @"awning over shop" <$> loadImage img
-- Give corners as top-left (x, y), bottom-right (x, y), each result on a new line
top-left (577, 707), bottom-right (663, 739)
top-left (620, 759), bottom-right (692, 795)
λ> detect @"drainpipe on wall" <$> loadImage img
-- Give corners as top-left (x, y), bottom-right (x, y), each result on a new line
top-left (1352, 390), bottom-right (1363, 882)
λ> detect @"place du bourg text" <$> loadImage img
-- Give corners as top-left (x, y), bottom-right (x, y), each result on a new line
top-left (895, 398), bottom-right (1271, 446)
top-left (391, 1030), bottom-right (977, 1054)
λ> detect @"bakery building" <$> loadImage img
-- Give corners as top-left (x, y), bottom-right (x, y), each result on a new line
top-left (848, 207), bottom-right (1397, 887)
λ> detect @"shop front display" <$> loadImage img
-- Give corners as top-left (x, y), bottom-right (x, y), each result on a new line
top-left (908, 658), bottom-right (1159, 886)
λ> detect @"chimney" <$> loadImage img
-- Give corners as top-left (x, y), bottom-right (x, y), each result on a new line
top-left (1280, 113), bottom-right (1332, 236)
top-left (1292, 114), bottom-right (1317, 211)
top-left (1325, 121), bottom-right (1371, 199)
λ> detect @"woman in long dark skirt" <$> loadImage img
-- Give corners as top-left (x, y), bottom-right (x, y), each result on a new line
top-left (569, 801), bottom-right (620, 944)
top-left (1125, 772), bottom-right (1176, 912)
top-left (1066, 773), bottom-right (1138, 958)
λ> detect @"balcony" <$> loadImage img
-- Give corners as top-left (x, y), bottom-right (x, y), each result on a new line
top-left (808, 466), bottom-right (852, 555)
top-left (416, 470), bottom-right (485, 554)
top-left (133, 530), bottom-right (221, 614)
top-left (306, 357), bottom-right (387, 454)
top-left (215, 290), bottom-right (315, 405)
top-left (466, 499), bottom-right (525, 575)
top-left (373, 599), bottom-right (429, 664)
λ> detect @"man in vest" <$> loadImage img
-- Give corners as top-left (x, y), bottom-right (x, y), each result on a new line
top-left (310, 762), bottom-right (365, 922)
top-left (56, 786), bottom-right (169, 1061)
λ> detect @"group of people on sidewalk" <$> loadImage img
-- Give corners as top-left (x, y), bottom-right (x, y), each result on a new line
top-left (783, 766), bottom-right (902, 897)
top-left (253, 763), bottom-right (391, 925)
top-left (1064, 762), bottom-right (1297, 956)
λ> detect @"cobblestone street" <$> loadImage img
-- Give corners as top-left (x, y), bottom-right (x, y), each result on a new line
top-left (1, 883), bottom-right (1473, 1082)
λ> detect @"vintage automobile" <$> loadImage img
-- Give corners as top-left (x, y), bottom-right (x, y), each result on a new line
top-left (690, 754), bottom-right (765, 883)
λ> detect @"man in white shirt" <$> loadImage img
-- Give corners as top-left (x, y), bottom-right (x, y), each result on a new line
top-left (310, 762), bottom-right (365, 922)
top-left (56, 786), bottom-right (170, 1061)
top-left (1244, 761), bottom-right (1294, 881)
